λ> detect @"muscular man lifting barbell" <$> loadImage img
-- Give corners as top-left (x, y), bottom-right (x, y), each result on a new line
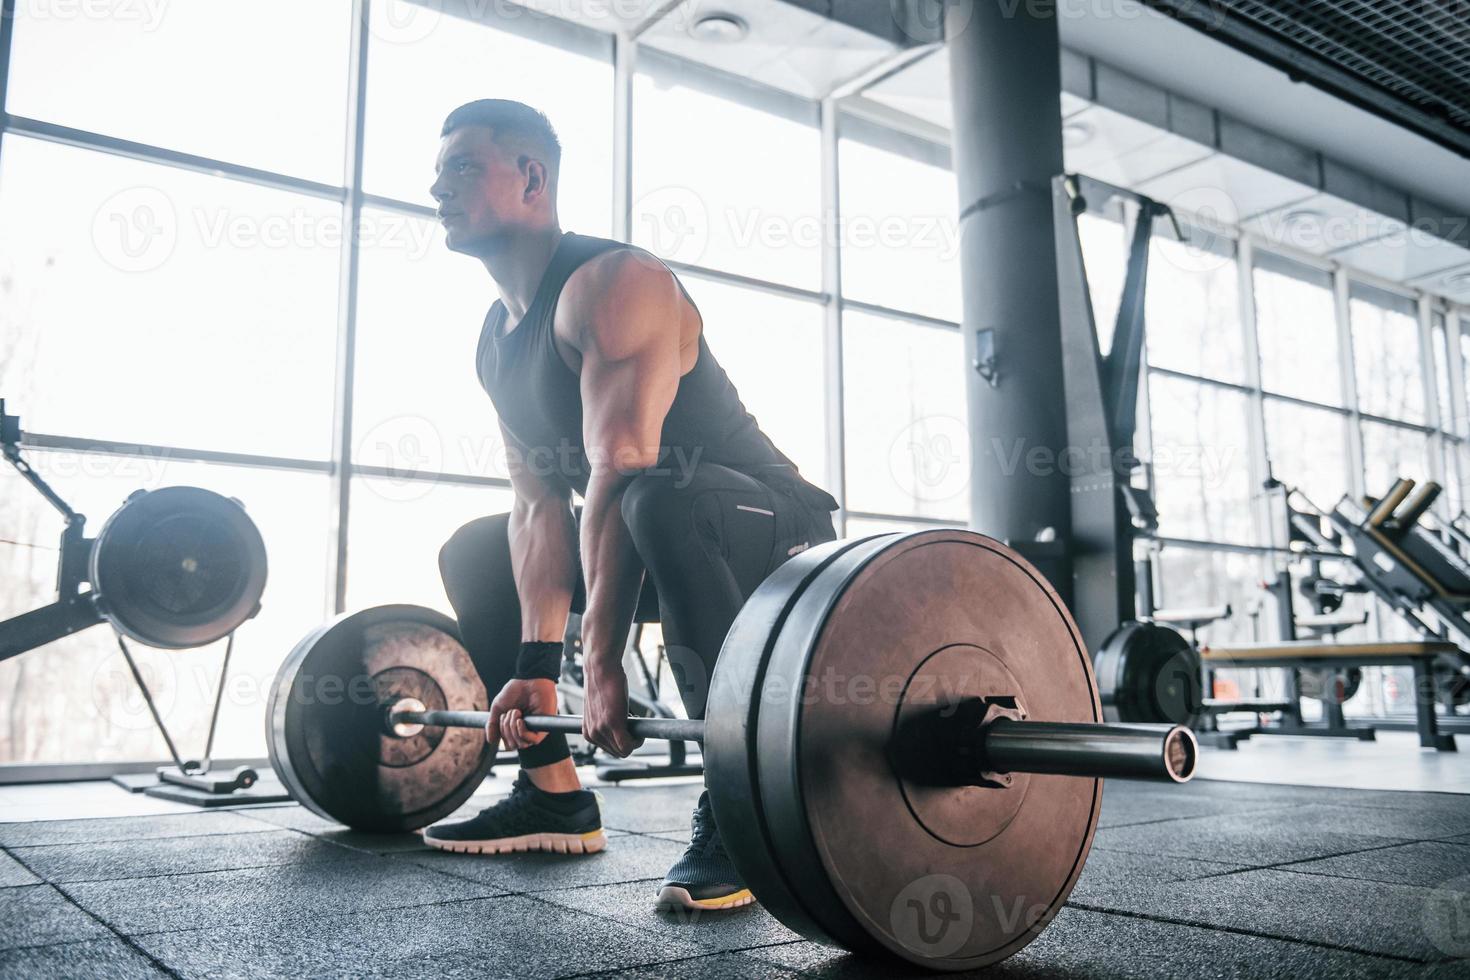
top-left (267, 99), bottom-right (1198, 969)
top-left (422, 99), bottom-right (840, 910)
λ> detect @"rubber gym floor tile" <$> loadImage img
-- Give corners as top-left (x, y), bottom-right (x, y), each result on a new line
top-left (593, 783), bottom-right (706, 834)
top-left (534, 877), bottom-right (804, 953)
top-left (576, 950), bottom-right (806, 979)
top-left (1068, 848), bottom-right (1247, 903)
top-left (763, 905), bottom-right (1432, 979)
top-left (1093, 806), bottom-right (1415, 866)
top-left (62, 853), bottom-right (503, 936)
top-left (0, 811), bottom-right (274, 848)
top-left (234, 803), bottom-right (345, 833)
top-left (1074, 867), bottom-right (1455, 961)
top-left (0, 884), bottom-right (111, 951)
top-left (1265, 802), bottom-right (1470, 841)
top-left (0, 937), bottom-right (168, 979)
top-left (239, 803), bottom-right (446, 854)
top-left (1096, 783), bottom-right (1286, 828)
top-left (406, 830), bottom-right (685, 893)
top-left (647, 828), bottom-right (692, 844)
top-left (1186, 781), bottom-right (1470, 819)
top-left (13, 828), bottom-right (349, 884)
top-left (1283, 841), bottom-right (1470, 890)
top-left (1182, 779), bottom-right (1393, 807)
top-left (130, 894), bottom-right (706, 978)
top-left (0, 850), bottom-right (39, 888)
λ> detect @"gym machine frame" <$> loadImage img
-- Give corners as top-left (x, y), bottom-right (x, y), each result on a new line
top-left (0, 398), bottom-right (274, 799)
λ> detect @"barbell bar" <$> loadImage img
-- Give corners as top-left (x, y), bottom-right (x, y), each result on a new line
top-left (386, 706), bottom-right (1197, 783)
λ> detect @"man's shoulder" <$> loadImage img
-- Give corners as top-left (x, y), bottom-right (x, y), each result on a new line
top-left (564, 242), bottom-right (673, 298)
top-left (558, 243), bottom-right (679, 333)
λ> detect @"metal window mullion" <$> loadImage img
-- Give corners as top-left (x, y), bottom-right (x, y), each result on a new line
top-left (16, 433), bottom-right (333, 474)
top-left (1446, 304), bottom-right (1469, 438)
top-left (1417, 296), bottom-right (1448, 511)
top-left (1335, 268), bottom-right (1366, 500)
top-left (5, 116), bottom-right (348, 203)
top-left (327, 0), bottom-right (372, 616)
top-left (820, 97), bottom-right (847, 535)
top-left (1449, 307), bottom-right (1470, 512)
top-left (664, 259), bottom-right (825, 305)
top-left (612, 32), bottom-right (634, 242)
top-left (1236, 238), bottom-right (1274, 550)
top-left (841, 297), bottom-right (959, 332)
top-left (0, 0), bottom-right (15, 174)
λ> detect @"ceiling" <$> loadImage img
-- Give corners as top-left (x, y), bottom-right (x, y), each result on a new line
top-left (1141, 0), bottom-right (1470, 158)
top-left (639, 0), bottom-right (896, 99)
top-left (472, 0), bottom-right (1470, 301)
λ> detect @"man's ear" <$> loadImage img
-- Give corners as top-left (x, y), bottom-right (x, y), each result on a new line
top-left (523, 158), bottom-right (548, 202)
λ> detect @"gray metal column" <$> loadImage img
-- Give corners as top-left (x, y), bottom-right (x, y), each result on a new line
top-left (946, 0), bottom-right (1071, 596)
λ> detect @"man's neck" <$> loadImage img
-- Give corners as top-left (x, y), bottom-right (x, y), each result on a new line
top-left (482, 226), bottom-right (564, 325)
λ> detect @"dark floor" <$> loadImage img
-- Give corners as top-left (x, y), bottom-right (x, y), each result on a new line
top-left (1, 776), bottom-right (1468, 979)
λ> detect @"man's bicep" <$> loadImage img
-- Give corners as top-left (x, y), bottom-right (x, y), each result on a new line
top-left (576, 262), bottom-right (682, 473)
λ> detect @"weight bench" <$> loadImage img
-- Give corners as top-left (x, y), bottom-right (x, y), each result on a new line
top-left (1198, 640), bottom-right (1460, 751)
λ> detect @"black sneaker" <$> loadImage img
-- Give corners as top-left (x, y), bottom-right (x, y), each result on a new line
top-left (423, 770), bottom-right (605, 855)
top-left (656, 790), bottom-right (753, 911)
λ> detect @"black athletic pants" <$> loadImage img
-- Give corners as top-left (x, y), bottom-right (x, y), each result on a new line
top-left (438, 463), bottom-right (838, 768)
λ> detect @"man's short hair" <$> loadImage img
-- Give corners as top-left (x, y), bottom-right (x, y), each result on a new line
top-left (441, 99), bottom-right (561, 176)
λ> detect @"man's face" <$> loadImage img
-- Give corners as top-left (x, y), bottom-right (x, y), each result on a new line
top-left (430, 127), bottom-right (537, 254)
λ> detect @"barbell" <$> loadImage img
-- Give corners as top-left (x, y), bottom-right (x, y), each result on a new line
top-left (267, 529), bottom-right (1198, 970)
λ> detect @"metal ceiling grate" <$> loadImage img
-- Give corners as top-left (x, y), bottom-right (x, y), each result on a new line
top-left (1147, 0), bottom-right (1470, 154)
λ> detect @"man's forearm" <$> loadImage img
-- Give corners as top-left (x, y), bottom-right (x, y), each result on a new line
top-left (578, 471), bottom-right (645, 665)
top-left (508, 495), bottom-right (578, 644)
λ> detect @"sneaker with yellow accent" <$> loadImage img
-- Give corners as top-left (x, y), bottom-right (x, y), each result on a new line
top-left (423, 770), bottom-right (605, 855)
top-left (656, 790), bottom-right (753, 911)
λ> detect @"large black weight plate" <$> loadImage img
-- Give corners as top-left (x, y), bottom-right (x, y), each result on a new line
top-left (267, 604), bottom-right (491, 832)
top-left (715, 529), bottom-right (1102, 971)
top-left (1094, 621), bottom-right (1202, 725)
top-left (705, 533), bottom-right (899, 948)
top-left (91, 486), bottom-right (267, 648)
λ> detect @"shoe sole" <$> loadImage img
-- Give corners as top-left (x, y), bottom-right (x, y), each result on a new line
top-left (422, 829), bottom-right (607, 855)
top-left (656, 885), bottom-right (756, 911)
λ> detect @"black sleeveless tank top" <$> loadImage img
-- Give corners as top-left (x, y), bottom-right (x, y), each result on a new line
top-left (475, 232), bottom-right (837, 508)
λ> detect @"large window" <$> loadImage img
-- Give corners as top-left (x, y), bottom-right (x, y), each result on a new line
top-left (1146, 376), bottom-right (1256, 544)
top-left (1146, 235), bottom-right (1245, 383)
top-left (352, 209), bottom-right (501, 480)
top-left (347, 479), bottom-right (514, 613)
top-left (842, 312), bottom-right (967, 522)
top-left (838, 134), bottom-right (960, 323)
top-left (1253, 256), bottom-right (1341, 406)
top-left (0, 137), bottom-right (341, 459)
top-left (1350, 285), bottom-right (1426, 424)
top-left (5, 0), bottom-right (1468, 768)
top-left (1361, 420), bottom-right (1431, 498)
top-left (1153, 547), bottom-right (1264, 644)
top-left (7, 1), bottom-right (353, 182)
top-left (364, 0), bottom-right (614, 235)
top-left (634, 67), bottom-right (820, 288)
top-left (1263, 399), bottom-right (1352, 511)
top-left (681, 278), bottom-right (828, 486)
